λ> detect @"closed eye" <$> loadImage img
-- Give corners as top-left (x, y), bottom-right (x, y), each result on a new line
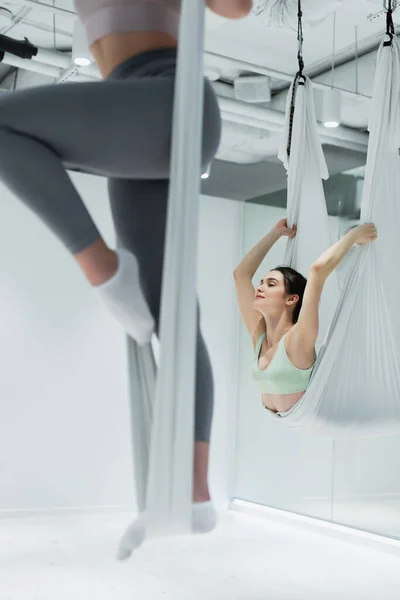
top-left (261, 277), bottom-right (279, 286)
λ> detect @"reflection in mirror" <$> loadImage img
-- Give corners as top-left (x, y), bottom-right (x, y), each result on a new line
top-left (234, 162), bottom-right (400, 541)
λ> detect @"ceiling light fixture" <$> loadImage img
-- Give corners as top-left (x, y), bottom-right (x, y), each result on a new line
top-left (72, 20), bottom-right (92, 67)
top-left (201, 164), bottom-right (211, 179)
top-left (322, 88), bottom-right (341, 128)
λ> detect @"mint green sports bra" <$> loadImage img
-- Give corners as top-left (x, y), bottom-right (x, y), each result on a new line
top-left (251, 332), bottom-right (315, 395)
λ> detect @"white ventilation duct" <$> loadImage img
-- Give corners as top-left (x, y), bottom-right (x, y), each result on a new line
top-left (218, 96), bottom-right (368, 153)
top-left (2, 47), bottom-right (101, 81)
top-left (252, 0), bottom-right (345, 29)
top-left (2, 54), bottom-right (62, 78)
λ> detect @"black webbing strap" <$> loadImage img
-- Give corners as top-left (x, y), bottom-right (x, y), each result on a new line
top-left (384, 0), bottom-right (395, 46)
top-left (287, 0), bottom-right (306, 158)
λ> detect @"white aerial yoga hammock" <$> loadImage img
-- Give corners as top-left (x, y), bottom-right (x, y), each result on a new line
top-left (274, 32), bottom-right (400, 438)
top-left (120, 0), bottom-right (206, 550)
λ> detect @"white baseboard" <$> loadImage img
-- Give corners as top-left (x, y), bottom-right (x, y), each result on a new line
top-left (230, 499), bottom-right (400, 557)
top-left (300, 492), bottom-right (400, 504)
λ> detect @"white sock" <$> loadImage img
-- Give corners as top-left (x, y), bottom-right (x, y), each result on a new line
top-left (117, 501), bottom-right (218, 561)
top-left (117, 512), bottom-right (147, 561)
top-left (96, 248), bottom-right (155, 346)
top-left (192, 500), bottom-right (218, 534)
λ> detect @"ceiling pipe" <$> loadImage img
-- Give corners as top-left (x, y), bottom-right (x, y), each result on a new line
top-left (32, 47), bottom-right (71, 69)
top-left (221, 112), bottom-right (366, 154)
top-left (33, 48), bottom-right (101, 78)
top-left (2, 45), bottom-right (101, 79)
top-left (218, 96), bottom-right (368, 152)
top-left (2, 52), bottom-right (100, 79)
top-left (205, 51), bottom-right (371, 101)
top-left (2, 53), bottom-right (62, 77)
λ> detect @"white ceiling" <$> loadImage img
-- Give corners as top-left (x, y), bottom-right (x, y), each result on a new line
top-left (205, 0), bottom-right (399, 77)
top-left (0, 0), bottom-right (398, 169)
top-left (1, 1), bottom-right (76, 49)
top-left (1, 2), bottom-right (393, 73)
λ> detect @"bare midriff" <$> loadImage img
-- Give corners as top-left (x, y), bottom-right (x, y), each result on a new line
top-left (261, 391), bottom-right (305, 414)
top-left (90, 31), bottom-right (178, 79)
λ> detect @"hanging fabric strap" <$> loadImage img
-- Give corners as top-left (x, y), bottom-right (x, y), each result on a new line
top-left (119, 0), bottom-right (206, 552)
top-left (287, 0), bottom-right (306, 157)
top-left (278, 73), bottom-right (339, 353)
top-left (144, 0), bottom-right (206, 538)
top-left (296, 0), bottom-right (305, 78)
top-left (384, 0), bottom-right (395, 45)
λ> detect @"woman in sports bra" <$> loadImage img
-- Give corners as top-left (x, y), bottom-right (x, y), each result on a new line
top-left (234, 218), bottom-right (378, 415)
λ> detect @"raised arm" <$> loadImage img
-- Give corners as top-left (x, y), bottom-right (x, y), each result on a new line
top-left (206, 0), bottom-right (253, 19)
top-left (233, 219), bottom-right (296, 345)
top-left (311, 223), bottom-right (377, 280)
top-left (292, 223), bottom-right (378, 352)
top-left (234, 218), bottom-right (296, 278)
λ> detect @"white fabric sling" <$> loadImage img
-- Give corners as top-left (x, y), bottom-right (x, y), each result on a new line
top-left (278, 74), bottom-right (340, 352)
top-left (273, 34), bottom-right (400, 438)
top-left (121, 0), bottom-right (206, 546)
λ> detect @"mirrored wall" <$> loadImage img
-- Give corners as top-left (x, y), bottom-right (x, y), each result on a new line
top-left (234, 163), bottom-right (400, 540)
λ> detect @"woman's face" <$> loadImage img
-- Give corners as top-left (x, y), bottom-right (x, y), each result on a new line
top-left (253, 270), bottom-right (287, 314)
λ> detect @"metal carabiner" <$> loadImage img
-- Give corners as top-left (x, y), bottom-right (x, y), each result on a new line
top-left (383, 0), bottom-right (398, 11)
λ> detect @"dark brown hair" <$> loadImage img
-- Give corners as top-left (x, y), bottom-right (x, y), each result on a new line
top-left (273, 266), bottom-right (307, 324)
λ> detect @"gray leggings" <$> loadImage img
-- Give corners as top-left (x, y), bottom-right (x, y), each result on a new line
top-left (0, 47), bottom-right (221, 442)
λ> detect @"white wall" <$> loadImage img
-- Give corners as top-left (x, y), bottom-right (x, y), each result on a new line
top-left (198, 195), bottom-right (243, 508)
top-left (0, 174), bottom-right (241, 515)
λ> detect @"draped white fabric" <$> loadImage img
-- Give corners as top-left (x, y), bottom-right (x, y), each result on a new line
top-left (122, 0), bottom-right (205, 542)
top-left (275, 36), bottom-right (400, 438)
top-left (278, 76), bottom-right (340, 351)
